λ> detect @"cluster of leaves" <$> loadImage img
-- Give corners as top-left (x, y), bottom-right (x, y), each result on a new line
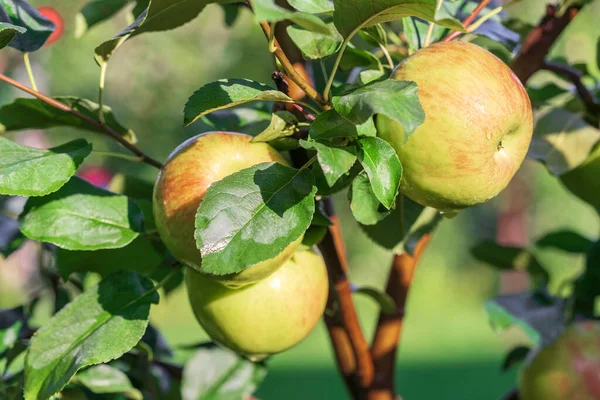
top-left (0, 0), bottom-right (598, 399)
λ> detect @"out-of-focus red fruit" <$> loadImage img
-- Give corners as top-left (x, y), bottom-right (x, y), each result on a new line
top-left (78, 166), bottom-right (112, 188)
top-left (519, 320), bottom-right (600, 400)
top-left (37, 6), bottom-right (64, 45)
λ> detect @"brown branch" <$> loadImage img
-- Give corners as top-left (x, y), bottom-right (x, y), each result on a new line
top-left (442, 0), bottom-right (492, 43)
top-left (0, 73), bottom-right (163, 170)
top-left (367, 234), bottom-right (432, 400)
top-left (258, 21), bottom-right (328, 108)
top-left (541, 60), bottom-right (600, 115)
top-left (319, 199), bottom-right (374, 394)
top-left (511, 5), bottom-right (580, 84)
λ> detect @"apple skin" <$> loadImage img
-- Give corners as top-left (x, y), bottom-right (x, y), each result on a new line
top-left (560, 142), bottom-right (600, 208)
top-left (376, 41), bottom-right (533, 212)
top-left (38, 7), bottom-right (64, 45)
top-left (186, 248), bottom-right (329, 359)
top-left (153, 132), bottom-right (301, 286)
top-left (519, 321), bottom-right (600, 400)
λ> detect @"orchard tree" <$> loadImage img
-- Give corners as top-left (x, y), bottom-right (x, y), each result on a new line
top-left (0, 0), bottom-right (598, 400)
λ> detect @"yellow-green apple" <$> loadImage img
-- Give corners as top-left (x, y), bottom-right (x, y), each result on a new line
top-left (376, 41), bottom-right (533, 212)
top-left (153, 132), bottom-right (301, 286)
top-left (185, 248), bottom-right (328, 359)
top-left (519, 321), bottom-right (600, 400)
top-left (560, 142), bottom-right (600, 208)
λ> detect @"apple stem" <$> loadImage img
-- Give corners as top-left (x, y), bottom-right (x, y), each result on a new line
top-left (23, 53), bottom-right (38, 92)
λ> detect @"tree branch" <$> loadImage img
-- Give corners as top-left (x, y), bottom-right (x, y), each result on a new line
top-left (442, 0), bottom-right (492, 43)
top-left (367, 234), bottom-right (432, 400)
top-left (319, 199), bottom-right (374, 394)
top-left (258, 21), bottom-right (328, 108)
top-left (541, 60), bottom-right (600, 116)
top-left (511, 5), bottom-right (580, 84)
top-left (0, 73), bottom-right (163, 170)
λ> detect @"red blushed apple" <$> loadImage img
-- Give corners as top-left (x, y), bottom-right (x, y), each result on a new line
top-left (153, 132), bottom-right (302, 286)
top-left (519, 321), bottom-right (600, 400)
top-left (186, 248), bottom-right (329, 358)
top-left (38, 7), bottom-right (64, 45)
top-left (376, 41), bottom-right (533, 213)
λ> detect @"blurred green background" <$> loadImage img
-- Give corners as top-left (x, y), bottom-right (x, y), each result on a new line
top-left (1, 1), bottom-right (599, 399)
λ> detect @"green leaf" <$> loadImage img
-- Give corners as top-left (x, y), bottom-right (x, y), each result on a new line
top-left (95, 0), bottom-right (220, 63)
top-left (301, 139), bottom-right (357, 187)
top-left (288, 0), bottom-right (333, 14)
top-left (349, 171), bottom-right (391, 225)
top-left (184, 79), bottom-right (293, 126)
top-left (252, 0), bottom-right (330, 34)
top-left (195, 163), bottom-right (316, 276)
top-left (527, 107), bottom-right (600, 175)
top-left (287, 20), bottom-right (342, 60)
top-left (56, 236), bottom-right (164, 279)
top-left (75, 0), bottom-right (130, 38)
top-left (203, 107), bottom-right (273, 136)
top-left (356, 137), bottom-right (402, 209)
top-left (359, 24), bottom-right (387, 47)
top-left (0, 97), bottom-right (137, 144)
top-left (76, 364), bottom-right (142, 399)
top-left (24, 271), bottom-right (159, 400)
top-left (20, 177), bottom-right (143, 251)
top-left (536, 230), bottom-right (594, 254)
top-left (360, 195), bottom-right (440, 252)
top-left (333, 0), bottom-right (464, 39)
top-left (251, 111), bottom-right (299, 143)
top-left (181, 345), bottom-right (267, 400)
top-left (471, 241), bottom-right (549, 288)
top-left (332, 79), bottom-right (425, 138)
top-left (339, 44), bottom-right (382, 71)
top-left (0, 138), bottom-right (91, 197)
top-left (402, 16), bottom-right (437, 53)
top-left (309, 110), bottom-right (376, 139)
top-left (0, 320), bottom-right (21, 356)
top-left (358, 69), bottom-right (386, 85)
top-left (0, 0), bottom-right (54, 51)
top-left (354, 286), bottom-right (396, 314)
top-left (0, 22), bottom-right (25, 49)
top-left (485, 292), bottom-right (566, 346)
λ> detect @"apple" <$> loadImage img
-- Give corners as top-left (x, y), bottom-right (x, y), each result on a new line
top-left (560, 142), bottom-right (600, 208)
top-left (185, 248), bottom-right (329, 359)
top-left (376, 41), bottom-right (533, 212)
top-left (38, 7), bottom-right (64, 45)
top-left (153, 132), bottom-right (302, 286)
top-left (519, 321), bottom-right (600, 400)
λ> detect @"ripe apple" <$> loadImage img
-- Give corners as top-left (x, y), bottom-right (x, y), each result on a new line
top-left (560, 142), bottom-right (600, 208)
top-left (153, 132), bottom-right (302, 286)
top-left (185, 248), bottom-right (329, 358)
top-left (519, 321), bottom-right (600, 400)
top-left (376, 41), bottom-right (533, 212)
top-left (38, 7), bottom-right (64, 45)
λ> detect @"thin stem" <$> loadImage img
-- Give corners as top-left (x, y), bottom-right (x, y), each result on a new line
top-left (295, 100), bottom-right (320, 115)
top-left (379, 43), bottom-right (394, 70)
top-left (541, 60), bottom-right (600, 115)
top-left (23, 53), bottom-right (38, 92)
top-left (320, 60), bottom-right (329, 84)
top-left (442, 0), bottom-right (492, 42)
top-left (299, 155), bottom-right (317, 171)
top-left (256, 18), bottom-right (327, 107)
top-left (424, 0), bottom-right (444, 47)
top-left (0, 72), bottom-right (163, 170)
top-left (98, 62), bottom-right (108, 124)
top-left (467, 6), bottom-right (503, 32)
top-left (323, 39), bottom-right (349, 102)
top-left (268, 22), bottom-right (277, 53)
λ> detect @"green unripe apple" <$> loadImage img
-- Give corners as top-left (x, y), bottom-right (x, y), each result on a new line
top-left (186, 248), bottom-right (329, 359)
top-left (376, 41), bottom-right (533, 212)
top-left (519, 321), bottom-right (600, 400)
top-left (153, 132), bottom-right (301, 286)
top-left (560, 142), bottom-right (600, 208)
